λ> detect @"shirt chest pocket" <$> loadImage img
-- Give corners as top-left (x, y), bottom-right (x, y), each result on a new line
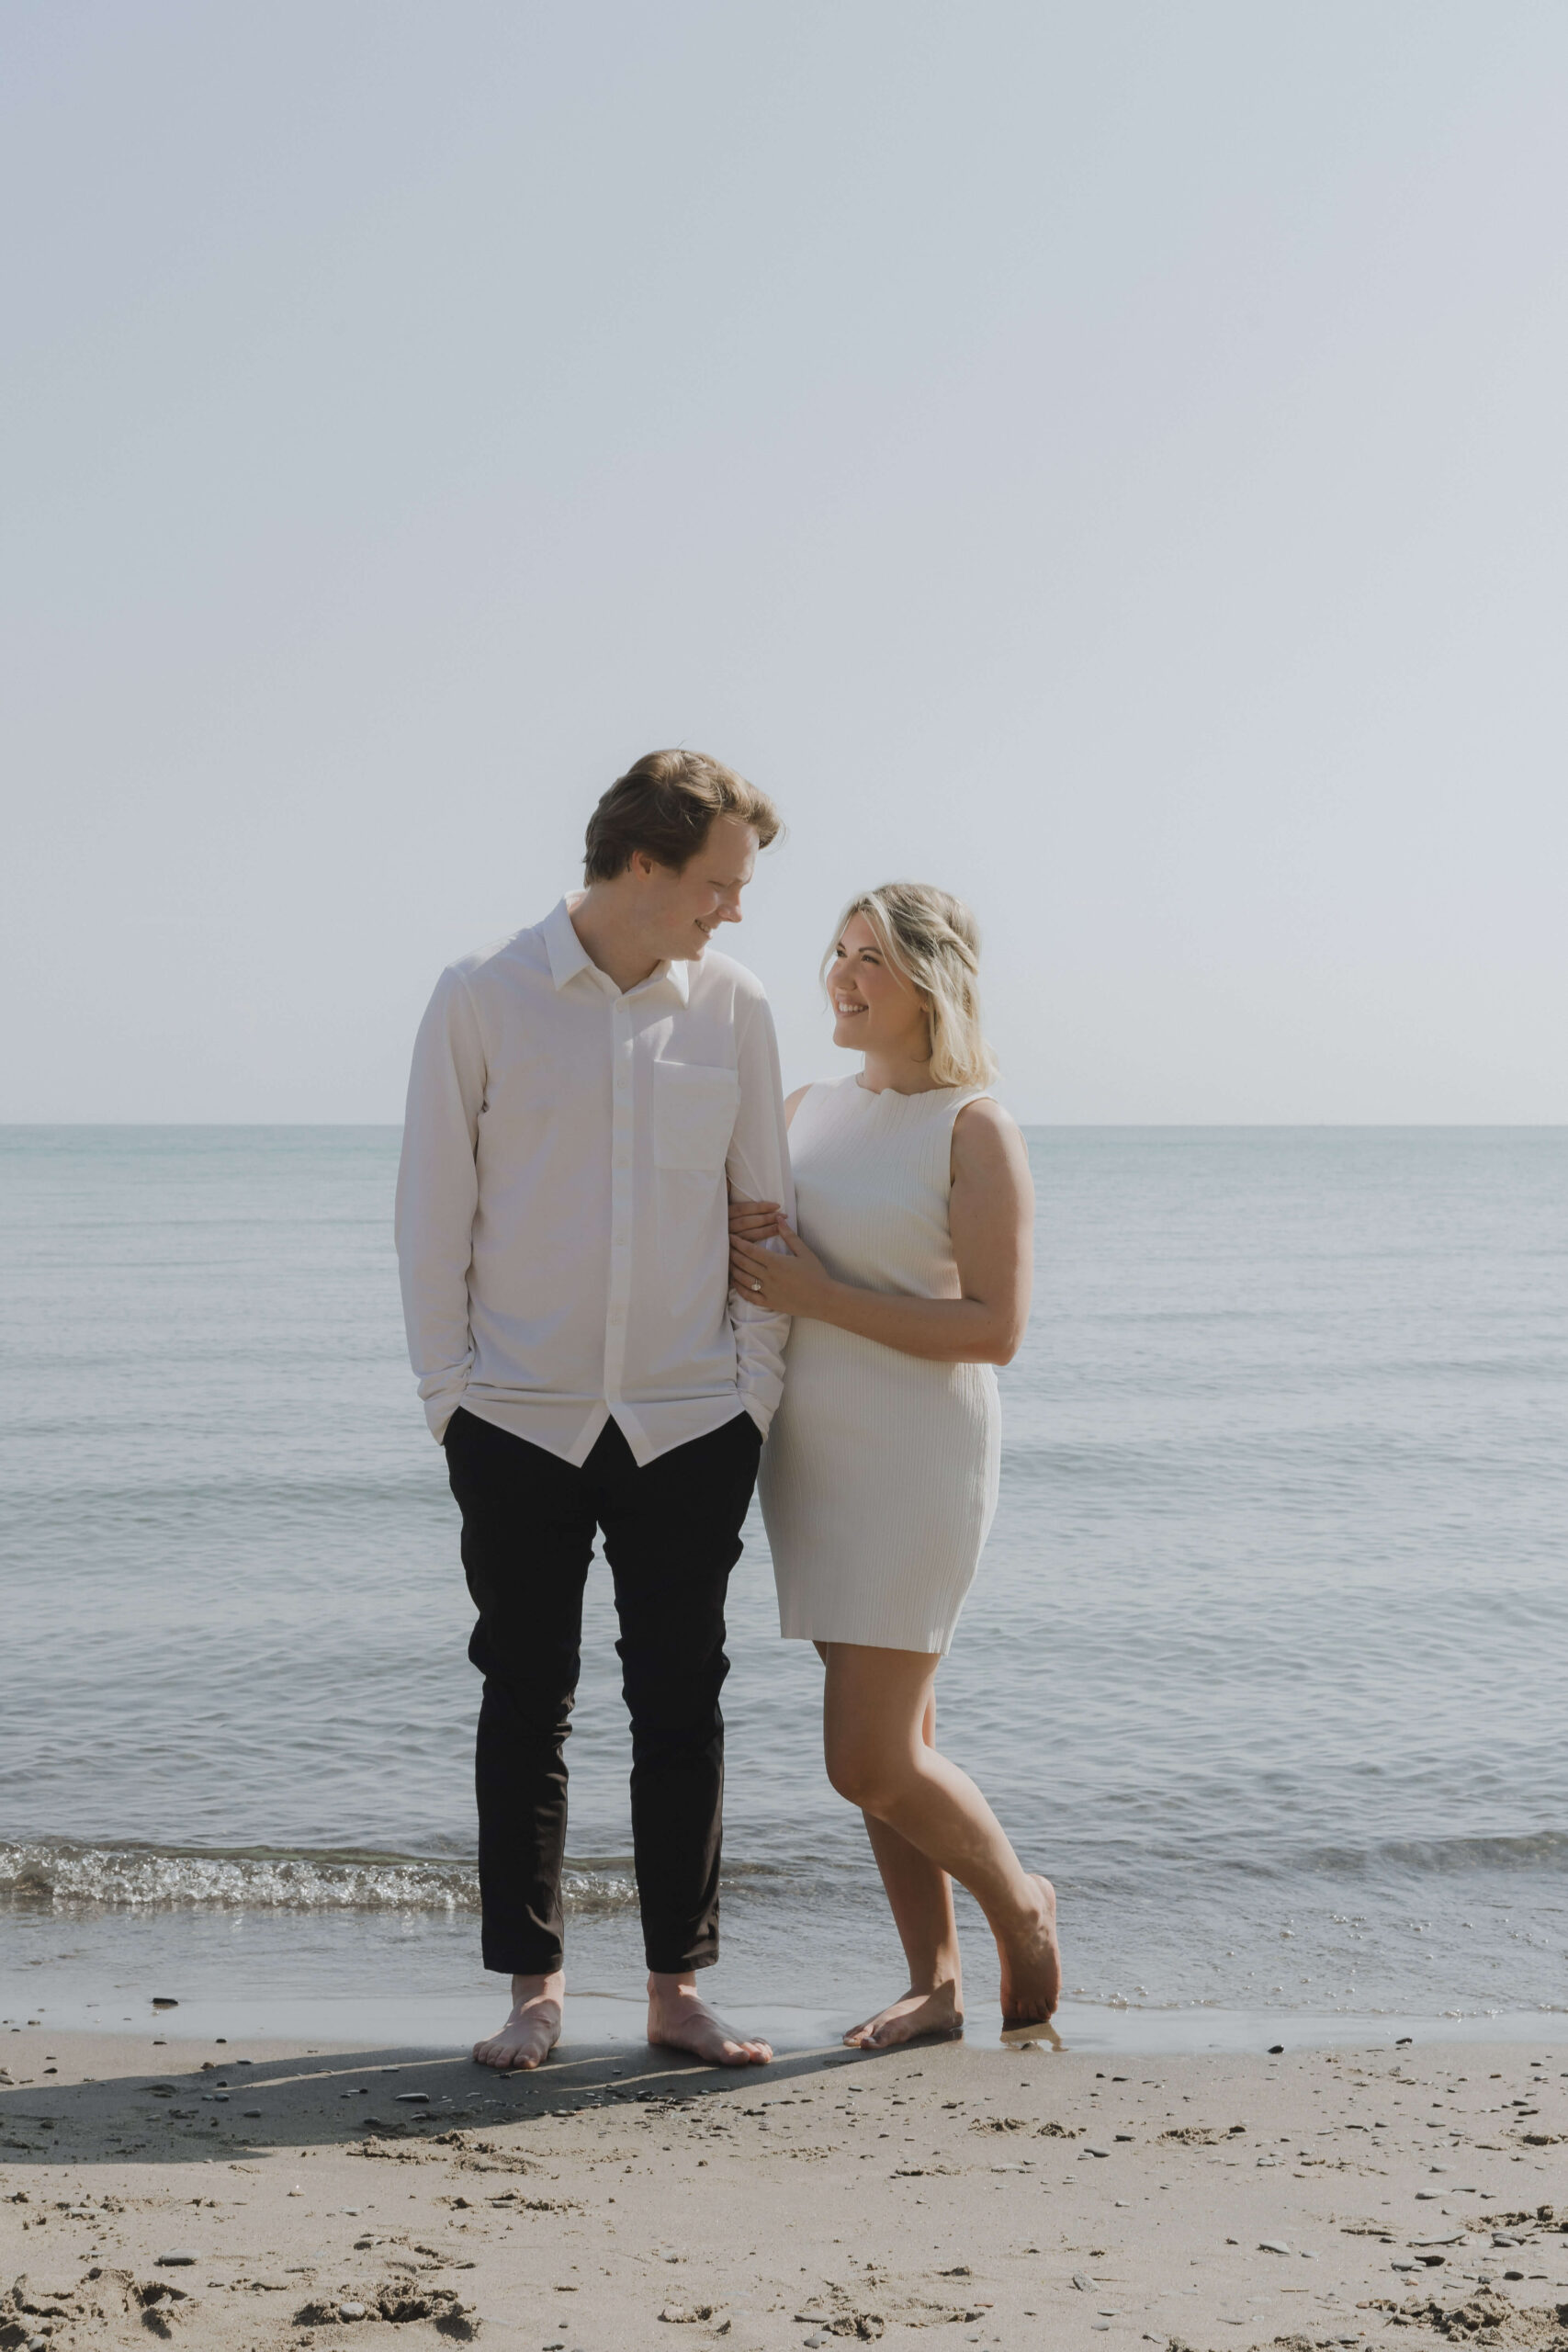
top-left (652, 1061), bottom-right (740, 1171)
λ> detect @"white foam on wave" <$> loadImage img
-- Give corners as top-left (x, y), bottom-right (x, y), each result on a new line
top-left (0, 1839), bottom-right (637, 1915)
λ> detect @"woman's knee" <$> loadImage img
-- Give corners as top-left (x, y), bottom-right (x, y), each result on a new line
top-left (825, 1735), bottom-right (909, 1815)
top-left (823, 1651), bottom-right (940, 1812)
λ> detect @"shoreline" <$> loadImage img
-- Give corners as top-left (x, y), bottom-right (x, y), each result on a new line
top-left (5, 1977), bottom-right (1565, 2058)
top-left (3, 2028), bottom-right (1564, 2350)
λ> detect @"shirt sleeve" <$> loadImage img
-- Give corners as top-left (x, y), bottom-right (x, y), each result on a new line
top-left (725, 987), bottom-right (795, 1437)
top-left (393, 966), bottom-right (487, 1441)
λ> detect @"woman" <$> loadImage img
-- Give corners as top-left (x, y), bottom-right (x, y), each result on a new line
top-left (729, 882), bottom-right (1059, 2050)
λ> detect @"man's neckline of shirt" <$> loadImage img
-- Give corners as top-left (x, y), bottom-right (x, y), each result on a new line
top-left (544, 893), bottom-right (693, 1007)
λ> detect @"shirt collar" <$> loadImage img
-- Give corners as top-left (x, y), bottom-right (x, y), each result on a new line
top-left (542, 897), bottom-right (596, 990)
top-left (542, 895), bottom-right (692, 1004)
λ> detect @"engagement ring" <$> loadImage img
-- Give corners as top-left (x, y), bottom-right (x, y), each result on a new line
top-left (751, 1278), bottom-right (762, 1291)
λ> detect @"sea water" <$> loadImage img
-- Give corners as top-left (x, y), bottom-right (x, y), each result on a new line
top-left (2, 1125), bottom-right (1563, 2049)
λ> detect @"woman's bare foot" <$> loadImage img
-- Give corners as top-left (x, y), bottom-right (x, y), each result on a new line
top-left (842, 1983), bottom-right (964, 2050)
top-left (997, 1874), bottom-right (1060, 2030)
top-left (473, 1971), bottom-right (563, 2070)
top-left (647, 1973), bottom-right (772, 2067)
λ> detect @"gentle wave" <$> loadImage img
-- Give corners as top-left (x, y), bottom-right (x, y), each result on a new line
top-left (981, 1826), bottom-right (1568, 1896)
top-left (0, 1839), bottom-right (637, 1916)
top-left (1292, 1829), bottom-right (1568, 1879)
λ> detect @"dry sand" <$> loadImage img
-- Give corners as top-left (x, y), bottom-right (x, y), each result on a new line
top-left (3, 2026), bottom-right (1565, 2352)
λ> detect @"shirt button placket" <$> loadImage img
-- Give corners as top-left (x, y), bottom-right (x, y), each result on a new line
top-left (605, 1005), bottom-right (633, 1405)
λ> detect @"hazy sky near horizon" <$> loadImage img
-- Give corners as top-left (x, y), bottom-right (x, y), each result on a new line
top-left (4, 2), bottom-right (1566, 1124)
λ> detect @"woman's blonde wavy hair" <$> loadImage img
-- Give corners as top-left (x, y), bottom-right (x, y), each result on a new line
top-left (824, 881), bottom-right (998, 1089)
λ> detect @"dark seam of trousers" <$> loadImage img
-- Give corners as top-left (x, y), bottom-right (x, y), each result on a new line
top-left (442, 1404), bottom-right (762, 1978)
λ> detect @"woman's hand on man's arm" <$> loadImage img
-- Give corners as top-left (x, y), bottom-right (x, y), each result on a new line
top-left (728, 1193), bottom-right (786, 1245)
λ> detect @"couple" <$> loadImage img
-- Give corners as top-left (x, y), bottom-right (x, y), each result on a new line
top-left (393, 749), bottom-right (1059, 2071)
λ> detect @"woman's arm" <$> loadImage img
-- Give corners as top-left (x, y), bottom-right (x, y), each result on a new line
top-left (728, 1098), bottom-right (1034, 1365)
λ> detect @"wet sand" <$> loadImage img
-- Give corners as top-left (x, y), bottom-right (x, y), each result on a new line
top-left (3, 2028), bottom-right (1565, 2350)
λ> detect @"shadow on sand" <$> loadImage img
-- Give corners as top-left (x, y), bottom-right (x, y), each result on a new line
top-left (0, 2034), bottom-right (918, 2169)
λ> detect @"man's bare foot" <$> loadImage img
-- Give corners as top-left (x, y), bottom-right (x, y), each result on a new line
top-left (997, 1874), bottom-right (1061, 2030)
top-left (472, 1971), bottom-right (563, 2071)
top-left (842, 1983), bottom-right (964, 2050)
top-left (647, 1972), bottom-right (772, 2067)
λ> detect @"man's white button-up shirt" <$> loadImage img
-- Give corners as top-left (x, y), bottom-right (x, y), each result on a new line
top-left (394, 897), bottom-right (795, 1466)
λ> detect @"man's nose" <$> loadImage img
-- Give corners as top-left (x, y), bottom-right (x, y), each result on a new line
top-left (718, 895), bottom-right (742, 922)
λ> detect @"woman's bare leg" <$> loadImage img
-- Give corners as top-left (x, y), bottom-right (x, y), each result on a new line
top-left (844, 1687), bottom-right (964, 2047)
top-left (821, 1641), bottom-right (1059, 2030)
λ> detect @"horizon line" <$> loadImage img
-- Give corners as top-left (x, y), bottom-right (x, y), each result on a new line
top-left (4, 1120), bottom-right (1567, 1136)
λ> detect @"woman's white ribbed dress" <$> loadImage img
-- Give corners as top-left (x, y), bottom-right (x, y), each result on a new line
top-left (759, 1074), bottom-right (1001, 1655)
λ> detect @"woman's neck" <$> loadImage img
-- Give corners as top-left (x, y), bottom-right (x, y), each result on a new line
top-left (856, 1043), bottom-right (944, 1097)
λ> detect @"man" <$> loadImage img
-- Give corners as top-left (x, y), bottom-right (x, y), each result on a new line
top-left (394, 750), bottom-right (792, 2072)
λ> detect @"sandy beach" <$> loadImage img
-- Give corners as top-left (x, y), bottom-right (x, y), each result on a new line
top-left (3, 2027), bottom-right (1564, 2351)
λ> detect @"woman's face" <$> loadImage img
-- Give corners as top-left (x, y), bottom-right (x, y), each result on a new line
top-left (827, 911), bottom-right (929, 1058)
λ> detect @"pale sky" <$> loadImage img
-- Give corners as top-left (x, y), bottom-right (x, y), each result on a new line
top-left (4, 2), bottom-right (1565, 1124)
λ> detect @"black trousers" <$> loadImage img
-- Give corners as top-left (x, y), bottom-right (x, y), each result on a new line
top-left (442, 1405), bottom-right (762, 1977)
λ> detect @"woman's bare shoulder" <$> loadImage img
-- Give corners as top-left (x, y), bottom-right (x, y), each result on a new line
top-left (952, 1094), bottom-right (1030, 1180)
top-left (953, 1092), bottom-right (1021, 1144)
top-left (784, 1082), bottom-right (813, 1129)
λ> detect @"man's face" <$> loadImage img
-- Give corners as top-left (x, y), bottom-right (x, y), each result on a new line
top-left (637, 815), bottom-right (759, 962)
